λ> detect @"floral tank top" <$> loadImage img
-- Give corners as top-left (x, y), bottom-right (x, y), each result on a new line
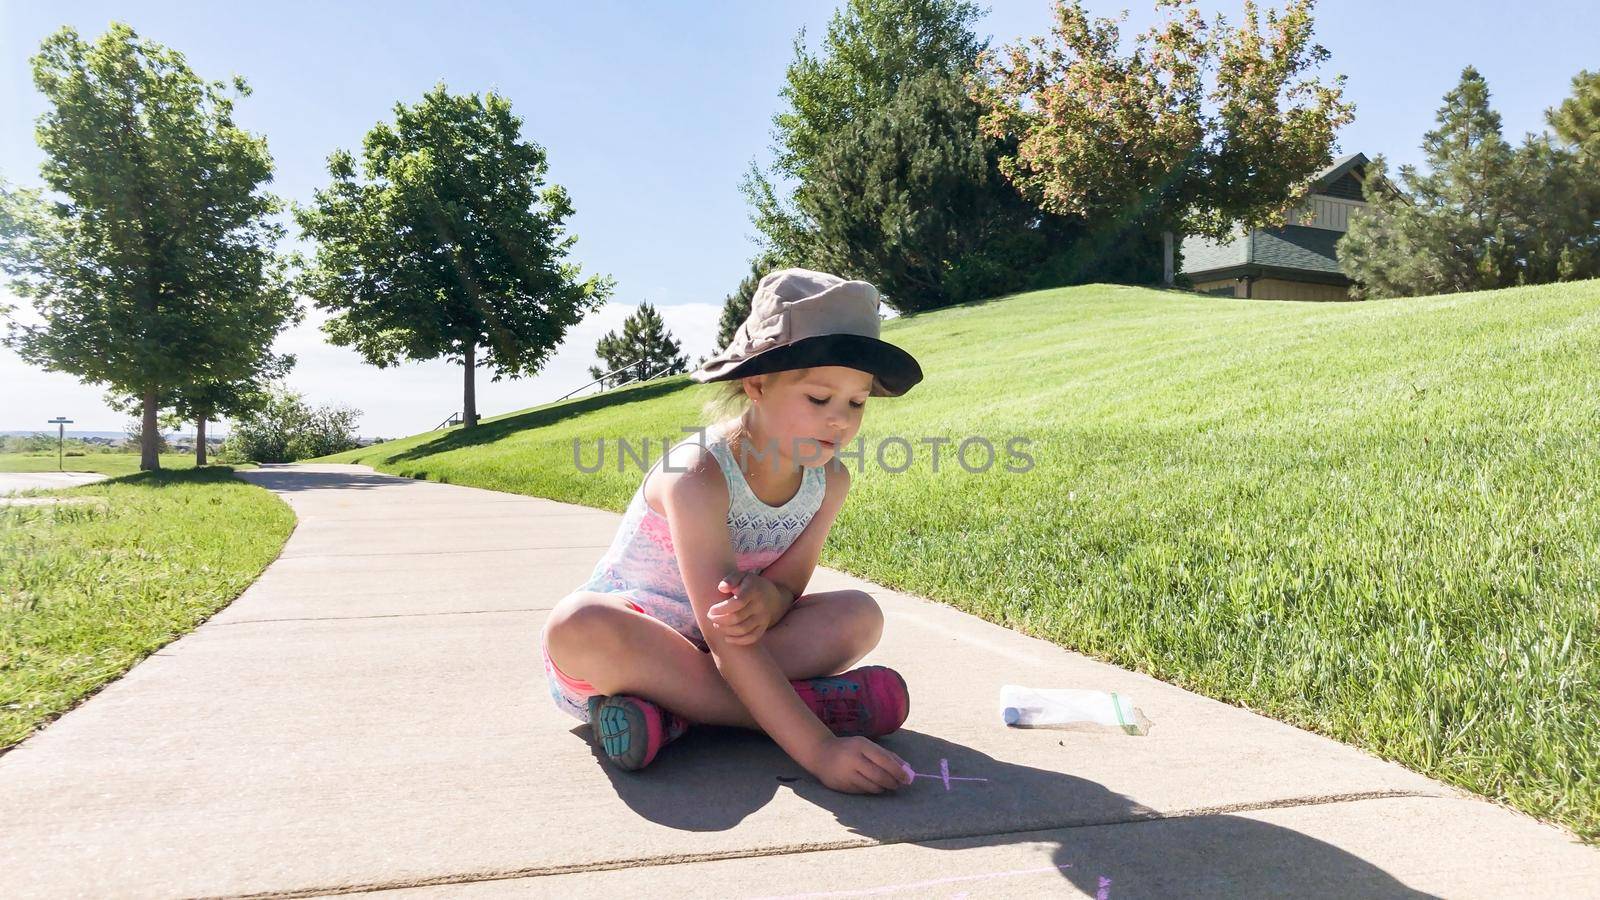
top-left (576, 423), bottom-right (828, 651)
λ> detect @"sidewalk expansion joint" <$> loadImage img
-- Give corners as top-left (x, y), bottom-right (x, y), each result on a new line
top-left (279, 545), bottom-right (611, 560)
top-left (210, 608), bottom-right (550, 626)
top-left (201, 789), bottom-right (1446, 899)
top-left (307, 512), bottom-right (613, 524)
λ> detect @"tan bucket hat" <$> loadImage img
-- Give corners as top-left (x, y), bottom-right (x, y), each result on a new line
top-left (689, 268), bottom-right (923, 397)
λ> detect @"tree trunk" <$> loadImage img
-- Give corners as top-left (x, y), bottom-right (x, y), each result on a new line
top-left (196, 416), bottom-right (207, 466)
top-left (141, 388), bottom-right (160, 471)
top-left (1162, 230), bottom-right (1175, 287)
top-left (462, 341), bottom-right (477, 429)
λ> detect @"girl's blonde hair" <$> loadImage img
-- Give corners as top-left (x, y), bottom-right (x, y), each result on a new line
top-left (699, 367), bottom-right (811, 447)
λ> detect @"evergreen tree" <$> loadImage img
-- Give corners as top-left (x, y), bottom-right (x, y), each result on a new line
top-left (1534, 69), bottom-right (1600, 281)
top-left (1510, 134), bottom-right (1600, 285)
top-left (800, 70), bottom-right (1065, 311)
top-left (1340, 66), bottom-right (1526, 298)
top-left (587, 301), bottom-right (688, 389)
top-left (1547, 69), bottom-right (1600, 160)
top-left (741, 0), bottom-right (986, 267)
top-left (716, 254), bottom-right (778, 351)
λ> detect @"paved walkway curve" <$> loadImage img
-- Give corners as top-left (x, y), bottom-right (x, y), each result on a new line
top-left (1, 463), bottom-right (1595, 898)
top-left (0, 471), bottom-right (108, 496)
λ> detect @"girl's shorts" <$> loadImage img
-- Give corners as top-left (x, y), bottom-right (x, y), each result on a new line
top-left (541, 595), bottom-right (710, 724)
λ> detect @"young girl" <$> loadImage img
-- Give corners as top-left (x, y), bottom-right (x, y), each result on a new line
top-left (540, 268), bottom-right (925, 795)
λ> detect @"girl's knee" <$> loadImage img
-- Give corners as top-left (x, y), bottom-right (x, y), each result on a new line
top-left (850, 591), bottom-right (885, 647)
top-left (545, 592), bottom-right (631, 653)
top-left (816, 589), bottom-right (883, 650)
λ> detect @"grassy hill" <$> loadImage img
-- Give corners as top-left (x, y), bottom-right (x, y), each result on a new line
top-left (317, 280), bottom-right (1600, 842)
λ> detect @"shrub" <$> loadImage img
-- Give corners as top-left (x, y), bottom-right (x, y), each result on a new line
top-left (222, 385), bottom-right (361, 463)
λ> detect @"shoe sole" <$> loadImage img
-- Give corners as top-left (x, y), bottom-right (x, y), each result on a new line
top-left (589, 696), bottom-right (659, 771)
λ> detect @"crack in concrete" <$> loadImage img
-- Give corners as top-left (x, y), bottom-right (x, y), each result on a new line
top-left (278, 545), bottom-right (611, 560)
top-left (304, 511), bottom-right (613, 524)
top-left (211, 608), bottom-right (552, 626)
top-left (199, 789), bottom-right (1446, 899)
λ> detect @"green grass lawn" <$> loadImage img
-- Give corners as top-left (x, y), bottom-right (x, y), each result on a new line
top-left (318, 279), bottom-right (1600, 842)
top-left (0, 451), bottom-right (254, 475)
top-left (0, 466), bottom-right (294, 749)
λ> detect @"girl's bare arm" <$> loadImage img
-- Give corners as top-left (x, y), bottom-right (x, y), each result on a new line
top-left (661, 457), bottom-right (834, 769)
top-left (750, 460), bottom-right (850, 607)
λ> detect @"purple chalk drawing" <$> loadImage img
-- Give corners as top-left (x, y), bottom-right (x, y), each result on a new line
top-left (906, 758), bottom-right (988, 790)
top-left (1097, 875), bottom-right (1112, 899)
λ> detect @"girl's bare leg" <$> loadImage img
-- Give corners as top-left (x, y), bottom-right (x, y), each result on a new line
top-left (542, 589), bottom-right (884, 729)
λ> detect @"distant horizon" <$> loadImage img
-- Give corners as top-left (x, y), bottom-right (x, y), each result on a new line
top-left (2, 429), bottom-right (232, 440)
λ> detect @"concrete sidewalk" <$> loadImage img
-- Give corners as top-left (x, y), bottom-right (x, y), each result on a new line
top-left (0, 462), bottom-right (1595, 898)
top-left (0, 471), bottom-right (108, 496)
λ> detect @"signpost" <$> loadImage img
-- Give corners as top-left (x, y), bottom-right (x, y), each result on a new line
top-left (47, 417), bottom-right (72, 471)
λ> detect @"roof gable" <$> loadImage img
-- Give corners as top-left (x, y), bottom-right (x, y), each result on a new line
top-left (1310, 152), bottom-right (1368, 196)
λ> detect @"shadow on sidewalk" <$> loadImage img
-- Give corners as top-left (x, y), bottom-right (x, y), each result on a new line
top-left (236, 465), bottom-right (432, 493)
top-left (579, 727), bottom-right (1437, 899)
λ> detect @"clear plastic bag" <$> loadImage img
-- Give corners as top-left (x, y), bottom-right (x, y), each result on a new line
top-left (999, 685), bottom-right (1152, 735)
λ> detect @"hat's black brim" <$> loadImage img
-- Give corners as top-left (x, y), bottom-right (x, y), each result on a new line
top-left (696, 334), bottom-right (923, 397)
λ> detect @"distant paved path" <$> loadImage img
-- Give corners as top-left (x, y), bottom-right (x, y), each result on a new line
top-left (0, 471), bottom-right (107, 496)
top-left (0, 462), bottom-right (1595, 898)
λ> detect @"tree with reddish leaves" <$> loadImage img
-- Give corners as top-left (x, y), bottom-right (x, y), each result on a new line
top-left (972, 0), bottom-right (1355, 284)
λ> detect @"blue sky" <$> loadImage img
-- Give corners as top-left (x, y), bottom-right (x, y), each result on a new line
top-left (3, 1), bottom-right (1596, 437)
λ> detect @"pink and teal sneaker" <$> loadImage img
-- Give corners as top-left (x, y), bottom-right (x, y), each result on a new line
top-left (587, 694), bottom-right (691, 771)
top-left (791, 665), bottom-right (910, 738)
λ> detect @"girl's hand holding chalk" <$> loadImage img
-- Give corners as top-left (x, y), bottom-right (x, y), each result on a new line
top-left (806, 735), bottom-right (914, 794)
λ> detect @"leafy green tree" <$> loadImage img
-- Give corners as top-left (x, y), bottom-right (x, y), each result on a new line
top-left (587, 301), bottom-right (688, 389)
top-left (296, 84), bottom-right (613, 430)
top-left (741, 0), bottom-right (986, 266)
top-left (974, 0), bottom-right (1355, 282)
top-left (104, 246), bottom-right (298, 466)
top-left (1339, 67), bottom-right (1524, 298)
top-left (105, 351), bottom-right (292, 466)
top-left (0, 23), bottom-right (296, 471)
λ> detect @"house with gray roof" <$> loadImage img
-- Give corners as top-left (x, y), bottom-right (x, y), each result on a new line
top-left (1180, 152), bottom-right (1371, 301)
